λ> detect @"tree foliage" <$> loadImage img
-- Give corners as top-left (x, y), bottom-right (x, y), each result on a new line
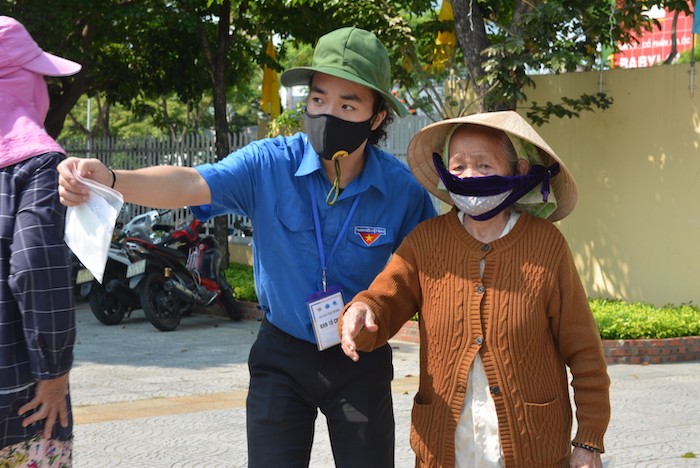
top-left (445, 0), bottom-right (693, 120)
top-left (5, 0), bottom-right (694, 132)
top-left (3, 0), bottom-right (271, 140)
top-left (386, 0), bottom-right (694, 122)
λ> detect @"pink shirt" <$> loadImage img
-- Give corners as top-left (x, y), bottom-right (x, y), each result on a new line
top-left (0, 68), bottom-right (65, 169)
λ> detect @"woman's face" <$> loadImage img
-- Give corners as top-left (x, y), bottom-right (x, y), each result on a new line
top-left (447, 127), bottom-right (514, 179)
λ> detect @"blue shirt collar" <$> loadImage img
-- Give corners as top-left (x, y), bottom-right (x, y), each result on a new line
top-left (294, 136), bottom-right (388, 200)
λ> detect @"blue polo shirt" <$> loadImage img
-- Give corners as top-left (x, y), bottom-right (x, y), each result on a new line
top-left (192, 132), bottom-right (436, 343)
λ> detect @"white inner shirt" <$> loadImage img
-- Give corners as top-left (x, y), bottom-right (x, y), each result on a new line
top-left (455, 210), bottom-right (519, 468)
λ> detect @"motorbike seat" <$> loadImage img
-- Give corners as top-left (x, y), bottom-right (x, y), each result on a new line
top-left (126, 238), bottom-right (189, 261)
top-left (153, 243), bottom-right (188, 260)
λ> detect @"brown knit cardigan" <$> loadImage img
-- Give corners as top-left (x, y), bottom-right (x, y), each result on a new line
top-left (341, 209), bottom-right (610, 468)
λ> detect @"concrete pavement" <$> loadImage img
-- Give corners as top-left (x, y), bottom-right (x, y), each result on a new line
top-left (69, 300), bottom-right (700, 467)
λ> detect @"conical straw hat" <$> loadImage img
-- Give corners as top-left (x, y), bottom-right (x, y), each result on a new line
top-left (406, 111), bottom-right (578, 221)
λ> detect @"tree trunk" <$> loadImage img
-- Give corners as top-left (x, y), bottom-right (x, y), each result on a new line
top-left (45, 74), bottom-right (86, 138)
top-left (199, 0), bottom-right (233, 270)
top-left (664, 9), bottom-right (680, 65)
top-left (451, 0), bottom-right (491, 112)
top-left (452, 0), bottom-right (532, 111)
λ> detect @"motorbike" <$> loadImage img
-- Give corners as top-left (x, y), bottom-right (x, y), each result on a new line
top-left (123, 213), bottom-right (241, 331)
top-left (75, 210), bottom-right (170, 325)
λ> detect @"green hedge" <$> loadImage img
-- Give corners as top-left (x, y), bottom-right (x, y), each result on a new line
top-left (224, 262), bottom-right (258, 303)
top-left (590, 298), bottom-right (700, 340)
top-left (225, 263), bottom-right (700, 340)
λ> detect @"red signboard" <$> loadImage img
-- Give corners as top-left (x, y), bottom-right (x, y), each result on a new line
top-left (613, 3), bottom-right (695, 69)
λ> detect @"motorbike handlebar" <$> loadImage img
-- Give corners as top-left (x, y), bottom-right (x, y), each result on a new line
top-left (164, 218), bottom-right (203, 245)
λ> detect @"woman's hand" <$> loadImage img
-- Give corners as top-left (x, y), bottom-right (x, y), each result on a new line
top-left (340, 302), bottom-right (378, 362)
top-left (19, 373), bottom-right (70, 439)
top-left (570, 446), bottom-right (603, 468)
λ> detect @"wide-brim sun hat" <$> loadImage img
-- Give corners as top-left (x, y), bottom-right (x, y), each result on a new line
top-left (406, 110), bottom-right (578, 221)
top-left (0, 16), bottom-right (82, 76)
top-left (280, 27), bottom-right (407, 117)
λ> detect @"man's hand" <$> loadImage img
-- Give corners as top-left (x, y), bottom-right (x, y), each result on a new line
top-left (340, 302), bottom-right (378, 362)
top-left (57, 157), bottom-right (111, 206)
top-left (569, 446), bottom-right (603, 468)
top-left (19, 373), bottom-right (70, 439)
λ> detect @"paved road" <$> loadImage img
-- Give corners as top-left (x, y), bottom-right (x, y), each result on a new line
top-left (69, 301), bottom-right (700, 467)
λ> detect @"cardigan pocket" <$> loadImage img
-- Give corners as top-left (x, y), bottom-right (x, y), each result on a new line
top-left (410, 395), bottom-right (438, 466)
top-left (523, 395), bottom-right (571, 465)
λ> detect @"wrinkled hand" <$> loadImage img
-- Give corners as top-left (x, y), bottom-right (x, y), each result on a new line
top-left (570, 447), bottom-right (602, 468)
top-left (19, 373), bottom-right (70, 439)
top-left (340, 302), bottom-right (377, 362)
top-left (57, 157), bottom-right (111, 206)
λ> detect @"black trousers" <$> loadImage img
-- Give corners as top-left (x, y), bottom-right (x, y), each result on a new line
top-left (246, 318), bottom-right (395, 468)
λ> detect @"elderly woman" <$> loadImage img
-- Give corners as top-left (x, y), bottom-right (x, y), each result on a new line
top-left (340, 111), bottom-right (610, 468)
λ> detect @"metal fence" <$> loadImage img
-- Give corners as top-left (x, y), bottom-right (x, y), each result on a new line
top-left (59, 116), bottom-right (434, 235)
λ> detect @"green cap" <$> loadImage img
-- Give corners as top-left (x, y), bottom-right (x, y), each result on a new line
top-left (281, 27), bottom-right (407, 117)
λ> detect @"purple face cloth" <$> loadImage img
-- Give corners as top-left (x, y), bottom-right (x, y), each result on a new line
top-left (432, 152), bottom-right (561, 221)
top-left (0, 16), bottom-right (81, 168)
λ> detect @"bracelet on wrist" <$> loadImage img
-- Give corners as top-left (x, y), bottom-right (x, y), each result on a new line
top-left (108, 168), bottom-right (116, 188)
top-left (572, 441), bottom-right (601, 454)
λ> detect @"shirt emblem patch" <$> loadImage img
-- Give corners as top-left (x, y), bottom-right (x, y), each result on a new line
top-left (354, 226), bottom-right (387, 246)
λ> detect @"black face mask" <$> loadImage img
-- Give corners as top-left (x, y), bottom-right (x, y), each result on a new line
top-left (304, 110), bottom-right (373, 160)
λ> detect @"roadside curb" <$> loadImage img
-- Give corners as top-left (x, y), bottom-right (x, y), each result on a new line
top-left (238, 301), bottom-right (263, 321)
top-left (602, 336), bottom-right (700, 364)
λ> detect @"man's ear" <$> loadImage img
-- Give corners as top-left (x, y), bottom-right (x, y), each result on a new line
top-left (371, 109), bottom-right (387, 131)
top-left (516, 159), bottom-right (530, 175)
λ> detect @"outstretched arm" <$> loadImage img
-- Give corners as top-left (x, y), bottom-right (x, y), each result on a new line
top-left (57, 157), bottom-right (211, 209)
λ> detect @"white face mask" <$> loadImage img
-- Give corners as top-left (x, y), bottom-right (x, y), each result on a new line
top-left (449, 190), bottom-right (512, 217)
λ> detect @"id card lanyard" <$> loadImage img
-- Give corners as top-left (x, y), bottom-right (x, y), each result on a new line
top-left (307, 178), bottom-right (361, 350)
top-left (308, 178), bottom-right (361, 291)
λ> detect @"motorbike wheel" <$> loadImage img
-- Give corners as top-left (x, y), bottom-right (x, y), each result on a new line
top-left (87, 281), bottom-right (126, 325)
top-left (140, 271), bottom-right (182, 331)
top-left (219, 284), bottom-right (242, 321)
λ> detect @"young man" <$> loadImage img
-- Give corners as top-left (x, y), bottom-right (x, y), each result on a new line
top-left (1, 16), bottom-right (81, 465)
top-left (57, 27), bottom-right (436, 467)
top-left (340, 112), bottom-right (610, 468)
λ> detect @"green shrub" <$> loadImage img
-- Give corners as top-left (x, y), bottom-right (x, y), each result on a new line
top-left (590, 298), bottom-right (700, 340)
top-left (225, 263), bottom-right (700, 340)
top-left (267, 103), bottom-right (304, 137)
top-left (225, 262), bottom-right (258, 303)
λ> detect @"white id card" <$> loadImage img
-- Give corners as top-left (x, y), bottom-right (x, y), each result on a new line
top-left (306, 286), bottom-right (345, 351)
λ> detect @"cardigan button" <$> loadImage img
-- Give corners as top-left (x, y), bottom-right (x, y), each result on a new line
top-left (490, 386), bottom-right (501, 395)
top-left (475, 336), bottom-right (484, 345)
top-left (481, 244), bottom-right (490, 252)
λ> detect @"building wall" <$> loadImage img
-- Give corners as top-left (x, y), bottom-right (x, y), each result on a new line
top-left (523, 63), bottom-right (700, 306)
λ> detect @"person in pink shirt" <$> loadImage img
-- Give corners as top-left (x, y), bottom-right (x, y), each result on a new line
top-left (0, 16), bottom-right (81, 466)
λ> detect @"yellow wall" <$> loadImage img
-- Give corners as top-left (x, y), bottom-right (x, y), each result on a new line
top-left (229, 237), bottom-right (253, 266)
top-left (523, 64), bottom-right (700, 306)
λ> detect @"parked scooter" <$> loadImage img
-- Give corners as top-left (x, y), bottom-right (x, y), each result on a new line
top-left (124, 214), bottom-right (241, 331)
top-left (75, 210), bottom-right (170, 325)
